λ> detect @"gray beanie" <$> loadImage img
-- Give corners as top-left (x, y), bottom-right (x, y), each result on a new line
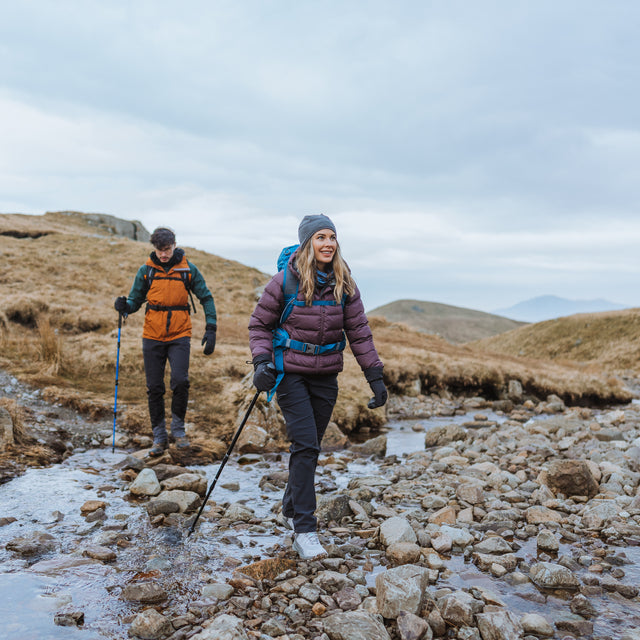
top-left (298, 214), bottom-right (336, 248)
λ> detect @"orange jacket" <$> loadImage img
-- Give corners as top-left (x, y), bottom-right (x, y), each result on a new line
top-left (142, 255), bottom-right (193, 341)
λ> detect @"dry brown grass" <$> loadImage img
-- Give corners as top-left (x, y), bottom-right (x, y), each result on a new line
top-left (0, 212), bottom-right (632, 459)
top-left (472, 309), bottom-right (640, 374)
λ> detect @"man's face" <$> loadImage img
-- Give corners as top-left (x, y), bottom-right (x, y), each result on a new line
top-left (155, 243), bottom-right (176, 263)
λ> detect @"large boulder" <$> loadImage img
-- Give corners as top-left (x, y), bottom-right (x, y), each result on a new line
top-left (544, 459), bottom-right (599, 498)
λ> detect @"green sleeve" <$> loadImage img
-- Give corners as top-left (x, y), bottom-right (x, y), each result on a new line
top-left (125, 265), bottom-right (149, 314)
top-left (189, 262), bottom-right (217, 326)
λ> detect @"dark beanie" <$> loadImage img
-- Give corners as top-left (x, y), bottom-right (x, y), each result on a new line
top-left (298, 214), bottom-right (336, 248)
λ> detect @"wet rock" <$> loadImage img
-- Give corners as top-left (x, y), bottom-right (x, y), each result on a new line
top-left (529, 562), bottom-right (580, 590)
top-left (155, 489), bottom-right (201, 513)
top-left (536, 529), bottom-right (559, 553)
top-left (544, 460), bottom-right (599, 498)
top-left (473, 537), bottom-right (512, 554)
top-left (120, 582), bottom-right (168, 603)
top-left (202, 582), bottom-right (234, 600)
top-left (323, 610), bottom-right (391, 640)
top-left (147, 499), bottom-right (180, 516)
top-left (259, 470), bottom-right (289, 489)
top-left (224, 502), bottom-right (255, 522)
top-left (439, 525), bottom-right (474, 547)
top-left (521, 612), bottom-right (553, 637)
top-left (424, 423), bottom-right (466, 447)
top-left (317, 494), bottom-right (353, 523)
top-left (161, 472), bottom-right (207, 495)
top-left (29, 556), bottom-right (97, 574)
top-left (191, 613), bottom-right (248, 639)
top-left (0, 406), bottom-right (14, 451)
top-left (6, 531), bottom-right (57, 556)
top-left (53, 606), bottom-right (84, 627)
top-left (386, 541), bottom-right (421, 565)
top-left (569, 593), bottom-right (598, 618)
top-left (129, 468), bottom-right (161, 496)
top-left (581, 500), bottom-right (620, 529)
top-left (379, 517), bottom-right (417, 546)
top-left (555, 613), bottom-right (594, 636)
top-left (475, 610), bottom-right (523, 639)
top-left (129, 608), bottom-right (172, 639)
top-left (508, 380), bottom-right (523, 402)
top-left (0, 516), bottom-right (17, 526)
top-left (261, 617), bottom-right (287, 636)
top-left (438, 590), bottom-right (483, 627)
top-left (376, 564), bottom-right (429, 618)
top-left (334, 586), bottom-right (362, 610)
top-left (82, 545), bottom-right (116, 562)
top-left (115, 454), bottom-right (145, 472)
top-left (396, 610), bottom-right (432, 640)
top-left (80, 500), bottom-right (107, 514)
top-left (313, 570), bottom-right (354, 593)
top-left (352, 435), bottom-right (387, 457)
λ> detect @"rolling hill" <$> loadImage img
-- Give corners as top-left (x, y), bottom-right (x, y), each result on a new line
top-left (368, 299), bottom-right (526, 344)
top-left (473, 308), bottom-right (640, 373)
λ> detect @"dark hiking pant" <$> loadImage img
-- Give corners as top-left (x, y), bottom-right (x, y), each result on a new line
top-left (276, 372), bottom-right (339, 533)
top-left (142, 336), bottom-right (190, 444)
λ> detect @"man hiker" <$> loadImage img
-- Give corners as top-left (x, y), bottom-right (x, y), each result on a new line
top-left (114, 227), bottom-right (217, 456)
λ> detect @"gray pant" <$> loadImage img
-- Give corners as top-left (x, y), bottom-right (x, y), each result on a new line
top-left (276, 372), bottom-right (339, 533)
top-left (142, 336), bottom-right (190, 443)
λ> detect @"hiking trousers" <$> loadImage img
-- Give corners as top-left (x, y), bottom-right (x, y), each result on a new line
top-left (142, 336), bottom-right (190, 443)
top-left (276, 372), bottom-right (339, 533)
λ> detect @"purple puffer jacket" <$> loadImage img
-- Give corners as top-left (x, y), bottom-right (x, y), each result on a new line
top-left (249, 256), bottom-right (383, 375)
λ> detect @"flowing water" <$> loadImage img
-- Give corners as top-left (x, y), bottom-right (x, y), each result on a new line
top-left (1, 409), bottom-right (640, 639)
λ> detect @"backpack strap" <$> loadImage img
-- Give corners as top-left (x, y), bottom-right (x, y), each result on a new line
top-left (266, 264), bottom-right (347, 402)
top-left (145, 265), bottom-right (197, 314)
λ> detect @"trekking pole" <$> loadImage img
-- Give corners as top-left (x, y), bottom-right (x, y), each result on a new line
top-left (112, 312), bottom-right (125, 453)
top-left (188, 390), bottom-right (261, 536)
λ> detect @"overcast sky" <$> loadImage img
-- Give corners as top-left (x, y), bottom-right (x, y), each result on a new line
top-left (2, 1), bottom-right (639, 312)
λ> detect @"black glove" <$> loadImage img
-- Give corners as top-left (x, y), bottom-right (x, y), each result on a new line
top-left (202, 324), bottom-right (217, 356)
top-left (114, 296), bottom-right (128, 314)
top-left (253, 355), bottom-right (276, 392)
top-left (364, 367), bottom-right (388, 409)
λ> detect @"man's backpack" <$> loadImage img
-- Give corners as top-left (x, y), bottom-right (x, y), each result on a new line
top-left (144, 265), bottom-right (197, 314)
top-left (267, 245), bottom-right (346, 401)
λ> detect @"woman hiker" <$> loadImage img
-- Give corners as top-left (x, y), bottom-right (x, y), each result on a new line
top-left (114, 227), bottom-right (217, 456)
top-left (248, 214), bottom-right (387, 560)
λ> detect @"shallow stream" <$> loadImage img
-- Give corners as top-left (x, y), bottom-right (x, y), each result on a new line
top-left (1, 408), bottom-right (640, 639)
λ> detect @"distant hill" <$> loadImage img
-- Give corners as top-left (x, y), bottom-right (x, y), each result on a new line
top-left (473, 308), bottom-right (640, 373)
top-left (368, 299), bottom-right (526, 344)
top-left (493, 295), bottom-right (628, 323)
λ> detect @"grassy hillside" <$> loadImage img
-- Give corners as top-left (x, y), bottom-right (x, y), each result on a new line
top-left (368, 299), bottom-right (525, 344)
top-left (472, 308), bottom-right (640, 373)
top-left (0, 212), bottom-right (632, 460)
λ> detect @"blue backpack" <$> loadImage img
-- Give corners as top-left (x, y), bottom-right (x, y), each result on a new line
top-left (267, 245), bottom-right (347, 401)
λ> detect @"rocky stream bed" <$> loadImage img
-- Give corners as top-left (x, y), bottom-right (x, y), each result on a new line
top-left (2, 373), bottom-right (640, 640)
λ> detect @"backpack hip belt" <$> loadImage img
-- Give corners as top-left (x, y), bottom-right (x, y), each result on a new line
top-left (145, 303), bottom-right (191, 334)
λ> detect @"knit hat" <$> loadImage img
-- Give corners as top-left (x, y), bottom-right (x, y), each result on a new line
top-left (298, 214), bottom-right (336, 249)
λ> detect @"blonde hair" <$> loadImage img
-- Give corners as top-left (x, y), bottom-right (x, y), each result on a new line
top-left (296, 239), bottom-right (355, 305)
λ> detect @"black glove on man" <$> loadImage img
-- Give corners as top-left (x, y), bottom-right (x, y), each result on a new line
top-left (202, 324), bottom-right (217, 355)
top-left (114, 296), bottom-right (128, 314)
top-left (364, 367), bottom-right (388, 409)
top-left (253, 354), bottom-right (276, 392)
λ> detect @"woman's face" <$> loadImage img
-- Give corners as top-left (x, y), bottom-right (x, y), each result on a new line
top-left (312, 229), bottom-right (337, 270)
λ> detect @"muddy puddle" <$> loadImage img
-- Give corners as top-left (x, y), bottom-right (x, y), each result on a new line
top-left (1, 408), bottom-right (640, 639)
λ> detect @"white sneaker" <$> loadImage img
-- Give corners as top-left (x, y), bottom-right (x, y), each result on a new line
top-left (292, 532), bottom-right (327, 560)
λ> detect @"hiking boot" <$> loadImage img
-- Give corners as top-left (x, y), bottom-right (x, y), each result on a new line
top-left (292, 532), bottom-right (327, 560)
top-left (149, 441), bottom-right (168, 457)
top-left (175, 436), bottom-right (190, 450)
